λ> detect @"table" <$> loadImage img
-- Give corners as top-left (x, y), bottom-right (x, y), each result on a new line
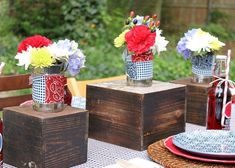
top-left (4, 123), bottom-right (205, 168)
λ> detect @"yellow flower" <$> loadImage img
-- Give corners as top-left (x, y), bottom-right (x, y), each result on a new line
top-left (114, 29), bottom-right (129, 48)
top-left (31, 47), bottom-right (55, 68)
top-left (209, 37), bottom-right (225, 51)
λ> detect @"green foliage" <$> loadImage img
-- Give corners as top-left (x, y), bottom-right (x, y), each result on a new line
top-left (77, 43), bottom-right (124, 80)
top-left (154, 50), bottom-right (191, 81)
top-left (0, 0), bottom-right (24, 74)
top-left (9, 0), bottom-right (111, 44)
top-left (9, 0), bottom-right (64, 39)
top-left (203, 23), bottom-right (234, 41)
top-left (61, 0), bottom-right (111, 45)
top-left (199, 10), bottom-right (235, 41)
top-left (0, 0), bottom-right (234, 83)
top-left (210, 10), bottom-right (229, 25)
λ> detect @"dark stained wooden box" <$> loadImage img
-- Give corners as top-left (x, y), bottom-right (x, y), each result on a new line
top-left (3, 106), bottom-right (88, 168)
top-left (171, 78), bottom-right (210, 126)
top-left (87, 80), bottom-right (186, 151)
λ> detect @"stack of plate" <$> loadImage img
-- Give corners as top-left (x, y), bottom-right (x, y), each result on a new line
top-left (164, 130), bottom-right (235, 164)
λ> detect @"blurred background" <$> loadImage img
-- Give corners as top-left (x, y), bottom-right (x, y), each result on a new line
top-left (0, 0), bottom-right (235, 81)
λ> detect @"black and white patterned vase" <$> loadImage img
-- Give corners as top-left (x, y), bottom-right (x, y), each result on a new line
top-left (191, 53), bottom-right (215, 83)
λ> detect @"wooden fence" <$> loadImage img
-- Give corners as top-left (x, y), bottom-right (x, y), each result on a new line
top-left (162, 0), bottom-right (235, 31)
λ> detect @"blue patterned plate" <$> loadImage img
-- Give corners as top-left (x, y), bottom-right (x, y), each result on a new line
top-left (172, 130), bottom-right (235, 159)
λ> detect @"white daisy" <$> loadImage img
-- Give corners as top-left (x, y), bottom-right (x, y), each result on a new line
top-left (151, 28), bottom-right (169, 54)
top-left (15, 47), bottom-right (32, 70)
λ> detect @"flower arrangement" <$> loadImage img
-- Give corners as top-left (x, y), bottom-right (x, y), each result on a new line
top-left (177, 28), bottom-right (225, 59)
top-left (15, 35), bottom-right (85, 76)
top-left (114, 11), bottom-right (168, 57)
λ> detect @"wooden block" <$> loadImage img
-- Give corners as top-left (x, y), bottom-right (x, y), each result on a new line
top-left (87, 80), bottom-right (186, 151)
top-left (171, 78), bottom-right (210, 126)
top-left (3, 106), bottom-right (88, 168)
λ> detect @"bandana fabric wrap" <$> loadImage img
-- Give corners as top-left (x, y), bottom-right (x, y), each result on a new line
top-left (32, 75), bottom-right (66, 104)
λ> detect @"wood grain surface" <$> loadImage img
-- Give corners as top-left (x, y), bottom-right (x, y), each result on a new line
top-left (0, 74), bottom-right (31, 91)
top-left (3, 106), bottom-right (88, 168)
top-left (87, 80), bottom-right (186, 151)
top-left (0, 74), bottom-right (32, 110)
top-left (172, 78), bottom-right (210, 126)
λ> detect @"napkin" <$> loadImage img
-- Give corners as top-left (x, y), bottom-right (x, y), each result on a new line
top-left (103, 157), bottom-right (163, 168)
top-left (71, 96), bottom-right (86, 109)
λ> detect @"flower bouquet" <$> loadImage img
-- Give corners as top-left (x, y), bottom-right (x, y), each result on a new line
top-left (15, 35), bottom-right (85, 112)
top-left (177, 28), bottom-right (225, 83)
top-left (114, 11), bottom-right (168, 86)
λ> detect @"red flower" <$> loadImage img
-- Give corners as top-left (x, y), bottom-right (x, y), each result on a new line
top-left (17, 35), bottom-right (52, 53)
top-left (125, 25), bottom-right (156, 54)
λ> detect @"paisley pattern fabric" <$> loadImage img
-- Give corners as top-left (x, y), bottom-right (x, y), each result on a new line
top-left (131, 50), bottom-right (154, 62)
top-left (32, 75), bottom-right (66, 104)
top-left (191, 54), bottom-right (214, 76)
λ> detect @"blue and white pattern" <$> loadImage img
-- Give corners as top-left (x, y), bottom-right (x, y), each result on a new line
top-left (71, 96), bottom-right (86, 109)
top-left (32, 75), bottom-right (46, 103)
top-left (124, 50), bottom-right (153, 80)
top-left (173, 130), bottom-right (235, 159)
top-left (126, 60), bottom-right (153, 80)
top-left (191, 54), bottom-right (214, 77)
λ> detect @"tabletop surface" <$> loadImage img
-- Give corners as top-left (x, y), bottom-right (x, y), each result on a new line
top-left (88, 80), bottom-right (185, 94)
top-left (5, 104), bottom-right (235, 168)
top-left (4, 123), bottom-right (205, 168)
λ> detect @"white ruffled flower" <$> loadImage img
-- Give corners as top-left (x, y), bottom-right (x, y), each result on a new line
top-left (186, 29), bottom-right (212, 53)
top-left (15, 47), bottom-right (32, 70)
top-left (48, 39), bottom-right (79, 61)
top-left (151, 28), bottom-right (169, 54)
top-left (47, 43), bottom-right (69, 61)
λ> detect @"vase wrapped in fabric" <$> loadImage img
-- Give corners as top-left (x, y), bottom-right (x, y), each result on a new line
top-left (191, 53), bottom-right (215, 83)
top-left (177, 28), bottom-right (225, 83)
top-left (114, 11), bottom-right (168, 86)
top-left (32, 64), bottom-right (66, 112)
top-left (123, 49), bottom-right (153, 86)
top-left (15, 35), bottom-right (86, 112)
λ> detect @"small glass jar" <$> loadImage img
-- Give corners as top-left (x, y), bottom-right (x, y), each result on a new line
top-left (213, 55), bottom-right (227, 77)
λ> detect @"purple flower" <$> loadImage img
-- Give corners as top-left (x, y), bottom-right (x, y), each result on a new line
top-left (67, 49), bottom-right (85, 76)
top-left (177, 29), bottom-right (197, 59)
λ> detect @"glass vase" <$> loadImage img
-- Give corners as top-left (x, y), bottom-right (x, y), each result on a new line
top-left (32, 64), bottom-right (66, 112)
top-left (123, 49), bottom-right (153, 87)
top-left (191, 54), bottom-right (215, 83)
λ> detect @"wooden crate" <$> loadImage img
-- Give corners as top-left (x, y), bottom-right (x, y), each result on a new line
top-left (87, 80), bottom-right (186, 151)
top-left (172, 78), bottom-right (210, 126)
top-left (3, 106), bottom-right (88, 168)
